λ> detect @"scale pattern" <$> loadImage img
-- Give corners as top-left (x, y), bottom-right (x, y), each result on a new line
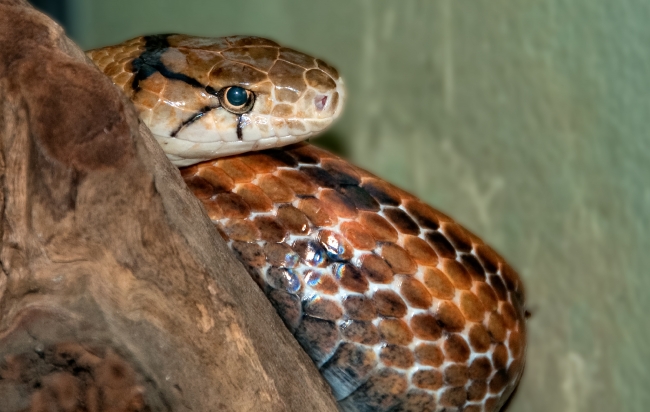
top-left (181, 142), bottom-right (526, 412)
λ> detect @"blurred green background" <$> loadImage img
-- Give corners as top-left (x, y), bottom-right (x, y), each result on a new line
top-left (31, 0), bottom-right (649, 410)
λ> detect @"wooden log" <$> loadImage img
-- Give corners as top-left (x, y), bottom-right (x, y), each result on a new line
top-left (0, 1), bottom-right (338, 410)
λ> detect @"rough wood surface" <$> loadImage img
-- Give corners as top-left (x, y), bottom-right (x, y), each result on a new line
top-left (0, 1), bottom-right (338, 410)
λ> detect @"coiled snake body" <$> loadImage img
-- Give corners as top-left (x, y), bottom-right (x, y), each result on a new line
top-left (88, 35), bottom-right (526, 412)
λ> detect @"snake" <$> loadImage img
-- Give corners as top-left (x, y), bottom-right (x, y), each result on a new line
top-left (87, 34), bottom-right (526, 412)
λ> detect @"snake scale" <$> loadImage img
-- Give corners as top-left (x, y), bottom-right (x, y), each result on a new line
top-left (88, 34), bottom-right (526, 412)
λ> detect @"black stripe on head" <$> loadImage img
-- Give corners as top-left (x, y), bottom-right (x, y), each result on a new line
top-left (171, 106), bottom-right (218, 137)
top-left (236, 115), bottom-right (243, 140)
top-left (131, 34), bottom-right (205, 92)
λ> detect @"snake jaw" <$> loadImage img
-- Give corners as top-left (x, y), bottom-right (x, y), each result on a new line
top-left (87, 34), bottom-right (346, 166)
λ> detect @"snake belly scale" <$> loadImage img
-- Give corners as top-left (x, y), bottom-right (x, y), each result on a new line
top-left (88, 34), bottom-right (526, 412)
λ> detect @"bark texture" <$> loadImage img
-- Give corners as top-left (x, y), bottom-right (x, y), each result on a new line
top-left (0, 1), bottom-right (337, 410)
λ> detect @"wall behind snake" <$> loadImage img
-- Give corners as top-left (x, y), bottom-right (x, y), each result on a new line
top-left (43, 0), bottom-right (649, 410)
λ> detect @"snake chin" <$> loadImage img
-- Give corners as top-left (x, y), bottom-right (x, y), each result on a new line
top-left (156, 133), bottom-right (315, 166)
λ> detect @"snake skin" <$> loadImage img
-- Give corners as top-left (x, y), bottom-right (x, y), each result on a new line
top-left (181, 144), bottom-right (526, 412)
top-left (88, 35), bottom-right (526, 412)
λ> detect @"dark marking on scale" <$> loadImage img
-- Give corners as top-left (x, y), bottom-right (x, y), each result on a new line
top-left (236, 115), bottom-right (244, 140)
top-left (205, 85), bottom-right (219, 96)
top-left (171, 106), bottom-right (218, 137)
top-left (131, 34), bottom-right (205, 92)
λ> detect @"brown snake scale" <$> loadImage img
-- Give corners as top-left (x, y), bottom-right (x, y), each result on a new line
top-left (88, 35), bottom-right (526, 412)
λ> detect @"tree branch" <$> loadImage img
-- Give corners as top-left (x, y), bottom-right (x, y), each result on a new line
top-left (0, 1), bottom-right (337, 410)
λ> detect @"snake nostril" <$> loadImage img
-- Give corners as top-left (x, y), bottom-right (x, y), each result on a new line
top-left (315, 95), bottom-right (328, 111)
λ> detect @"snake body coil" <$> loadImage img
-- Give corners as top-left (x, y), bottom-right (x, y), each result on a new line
top-left (89, 35), bottom-right (526, 412)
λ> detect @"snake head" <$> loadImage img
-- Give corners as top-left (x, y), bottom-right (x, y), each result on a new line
top-left (87, 34), bottom-right (346, 166)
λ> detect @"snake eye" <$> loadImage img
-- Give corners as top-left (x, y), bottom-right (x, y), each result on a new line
top-left (219, 86), bottom-right (255, 114)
